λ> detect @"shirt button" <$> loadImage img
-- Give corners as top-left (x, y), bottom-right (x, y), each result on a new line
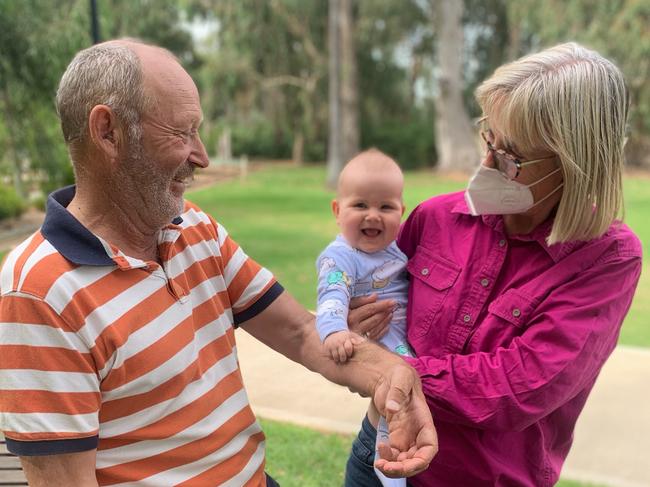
top-left (499, 239), bottom-right (506, 247)
top-left (421, 268), bottom-right (429, 276)
top-left (512, 308), bottom-right (521, 317)
top-left (463, 314), bottom-right (471, 323)
top-left (480, 278), bottom-right (490, 287)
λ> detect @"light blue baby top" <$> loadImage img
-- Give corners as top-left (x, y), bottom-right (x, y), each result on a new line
top-left (315, 235), bottom-right (413, 356)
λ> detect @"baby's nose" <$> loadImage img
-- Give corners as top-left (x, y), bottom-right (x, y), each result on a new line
top-left (365, 209), bottom-right (380, 220)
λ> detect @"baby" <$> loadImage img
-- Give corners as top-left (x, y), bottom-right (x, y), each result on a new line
top-left (315, 149), bottom-right (412, 487)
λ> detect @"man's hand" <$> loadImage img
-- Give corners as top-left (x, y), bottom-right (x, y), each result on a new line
top-left (371, 361), bottom-right (438, 477)
top-left (240, 291), bottom-right (437, 476)
top-left (348, 294), bottom-right (394, 341)
top-left (323, 330), bottom-right (362, 363)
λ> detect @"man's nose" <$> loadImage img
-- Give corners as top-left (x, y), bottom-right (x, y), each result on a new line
top-left (190, 135), bottom-right (210, 168)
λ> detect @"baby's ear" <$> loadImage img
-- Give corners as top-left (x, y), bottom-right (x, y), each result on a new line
top-left (331, 199), bottom-right (340, 218)
top-left (401, 203), bottom-right (406, 216)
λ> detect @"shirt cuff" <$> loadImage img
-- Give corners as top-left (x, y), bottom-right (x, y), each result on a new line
top-left (233, 282), bottom-right (284, 326)
top-left (402, 355), bottom-right (448, 379)
top-left (6, 435), bottom-right (99, 456)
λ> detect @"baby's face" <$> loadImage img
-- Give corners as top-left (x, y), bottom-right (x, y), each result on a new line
top-left (333, 171), bottom-right (404, 253)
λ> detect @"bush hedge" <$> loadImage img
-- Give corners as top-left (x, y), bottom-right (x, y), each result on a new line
top-left (0, 185), bottom-right (25, 221)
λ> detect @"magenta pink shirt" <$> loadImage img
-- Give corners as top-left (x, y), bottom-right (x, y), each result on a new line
top-left (398, 192), bottom-right (642, 487)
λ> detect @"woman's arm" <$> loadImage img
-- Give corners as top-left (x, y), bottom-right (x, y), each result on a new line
top-left (404, 253), bottom-right (641, 431)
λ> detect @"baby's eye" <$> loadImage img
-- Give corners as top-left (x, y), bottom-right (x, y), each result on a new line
top-left (381, 204), bottom-right (395, 210)
top-left (353, 202), bottom-right (367, 209)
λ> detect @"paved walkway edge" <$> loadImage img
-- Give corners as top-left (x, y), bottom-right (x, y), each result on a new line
top-left (561, 468), bottom-right (648, 487)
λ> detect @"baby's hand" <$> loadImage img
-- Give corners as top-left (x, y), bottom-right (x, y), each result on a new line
top-left (324, 330), bottom-right (356, 363)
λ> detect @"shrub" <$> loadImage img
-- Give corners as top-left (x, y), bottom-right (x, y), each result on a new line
top-left (230, 118), bottom-right (292, 160)
top-left (361, 113), bottom-right (437, 170)
top-left (0, 185), bottom-right (25, 221)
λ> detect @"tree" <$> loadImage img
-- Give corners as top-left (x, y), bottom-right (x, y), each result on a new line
top-left (504, 0), bottom-right (650, 167)
top-left (326, 0), bottom-right (360, 188)
top-left (431, 0), bottom-right (479, 173)
top-left (190, 0), bottom-right (328, 164)
top-left (0, 0), bottom-right (87, 198)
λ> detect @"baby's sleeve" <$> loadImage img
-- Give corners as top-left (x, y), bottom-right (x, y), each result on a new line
top-left (315, 245), bottom-right (356, 342)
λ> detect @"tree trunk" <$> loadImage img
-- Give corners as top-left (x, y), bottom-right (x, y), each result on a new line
top-left (433, 0), bottom-right (479, 173)
top-left (292, 131), bottom-right (304, 166)
top-left (327, 0), bottom-right (343, 188)
top-left (217, 127), bottom-right (232, 160)
top-left (339, 0), bottom-right (359, 163)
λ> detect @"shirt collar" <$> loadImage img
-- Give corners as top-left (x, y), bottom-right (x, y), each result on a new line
top-left (41, 185), bottom-right (184, 266)
top-left (451, 193), bottom-right (581, 263)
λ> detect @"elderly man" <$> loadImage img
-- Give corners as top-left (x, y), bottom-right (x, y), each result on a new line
top-left (0, 40), bottom-right (435, 486)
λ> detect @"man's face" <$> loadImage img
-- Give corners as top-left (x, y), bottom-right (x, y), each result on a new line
top-left (119, 52), bottom-right (209, 225)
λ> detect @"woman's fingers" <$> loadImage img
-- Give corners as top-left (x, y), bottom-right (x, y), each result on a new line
top-left (348, 297), bottom-right (395, 335)
top-left (367, 311), bottom-right (392, 340)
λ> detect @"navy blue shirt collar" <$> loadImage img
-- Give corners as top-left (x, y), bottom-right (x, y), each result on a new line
top-left (42, 185), bottom-right (183, 266)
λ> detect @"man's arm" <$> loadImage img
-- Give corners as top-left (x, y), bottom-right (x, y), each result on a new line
top-left (20, 449), bottom-right (98, 487)
top-left (239, 291), bottom-right (437, 477)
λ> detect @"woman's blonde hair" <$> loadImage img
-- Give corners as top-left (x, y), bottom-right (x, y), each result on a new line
top-left (475, 42), bottom-right (630, 244)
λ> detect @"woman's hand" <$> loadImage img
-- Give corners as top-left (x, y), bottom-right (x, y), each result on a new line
top-left (348, 294), bottom-right (395, 341)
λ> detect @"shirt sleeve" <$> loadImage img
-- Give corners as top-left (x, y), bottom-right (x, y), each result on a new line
top-left (403, 251), bottom-right (642, 432)
top-left (209, 216), bottom-right (283, 325)
top-left (0, 292), bottom-right (101, 454)
top-left (315, 244), bottom-right (357, 342)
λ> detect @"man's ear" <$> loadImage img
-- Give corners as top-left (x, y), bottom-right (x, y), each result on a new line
top-left (88, 104), bottom-right (122, 158)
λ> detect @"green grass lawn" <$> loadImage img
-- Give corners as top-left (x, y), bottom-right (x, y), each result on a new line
top-left (261, 418), bottom-right (605, 487)
top-left (189, 164), bottom-right (650, 347)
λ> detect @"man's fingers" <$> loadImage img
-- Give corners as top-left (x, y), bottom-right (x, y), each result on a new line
top-left (384, 367), bottom-right (414, 415)
top-left (374, 455), bottom-right (432, 478)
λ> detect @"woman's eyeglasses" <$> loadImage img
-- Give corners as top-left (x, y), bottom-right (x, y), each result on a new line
top-left (480, 131), bottom-right (555, 180)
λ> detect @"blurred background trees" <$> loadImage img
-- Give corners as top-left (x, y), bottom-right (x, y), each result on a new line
top-left (0, 0), bottom-right (649, 217)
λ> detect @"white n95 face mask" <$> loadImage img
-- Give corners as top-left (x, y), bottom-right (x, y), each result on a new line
top-left (464, 165), bottom-right (563, 216)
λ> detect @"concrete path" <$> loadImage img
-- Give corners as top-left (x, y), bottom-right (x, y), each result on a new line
top-left (235, 330), bottom-right (650, 487)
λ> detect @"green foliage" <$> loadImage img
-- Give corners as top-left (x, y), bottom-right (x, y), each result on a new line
top-left (230, 118), bottom-right (293, 160)
top-left (100, 0), bottom-right (196, 64)
top-left (260, 418), bottom-right (353, 486)
top-left (361, 110), bottom-right (436, 169)
top-left (504, 0), bottom-right (650, 164)
top-left (0, 185), bottom-right (25, 221)
top-left (0, 0), bottom-right (87, 199)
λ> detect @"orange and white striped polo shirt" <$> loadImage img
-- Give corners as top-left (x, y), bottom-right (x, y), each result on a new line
top-left (0, 186), bottom-right (282, 486)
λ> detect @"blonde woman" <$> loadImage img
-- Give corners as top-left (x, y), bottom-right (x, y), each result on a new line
top-left (345, 43), bottom-right (642, 487)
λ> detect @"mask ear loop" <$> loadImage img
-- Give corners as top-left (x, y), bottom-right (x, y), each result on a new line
top-left (527, 168), bottom-right (564, 209)
top-left (525, 167), bottom-right (562, 188)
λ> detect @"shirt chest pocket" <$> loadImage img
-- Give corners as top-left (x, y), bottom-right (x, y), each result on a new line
top-left (468, 288), bottom-right (539, 351)
top-left (406, 245), bottom-right (460, 338)
top-left (487, 288), bottom-right (538, 328)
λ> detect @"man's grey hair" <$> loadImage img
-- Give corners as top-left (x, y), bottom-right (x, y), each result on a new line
top-left (56, 41), bottom-right (149, 149)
